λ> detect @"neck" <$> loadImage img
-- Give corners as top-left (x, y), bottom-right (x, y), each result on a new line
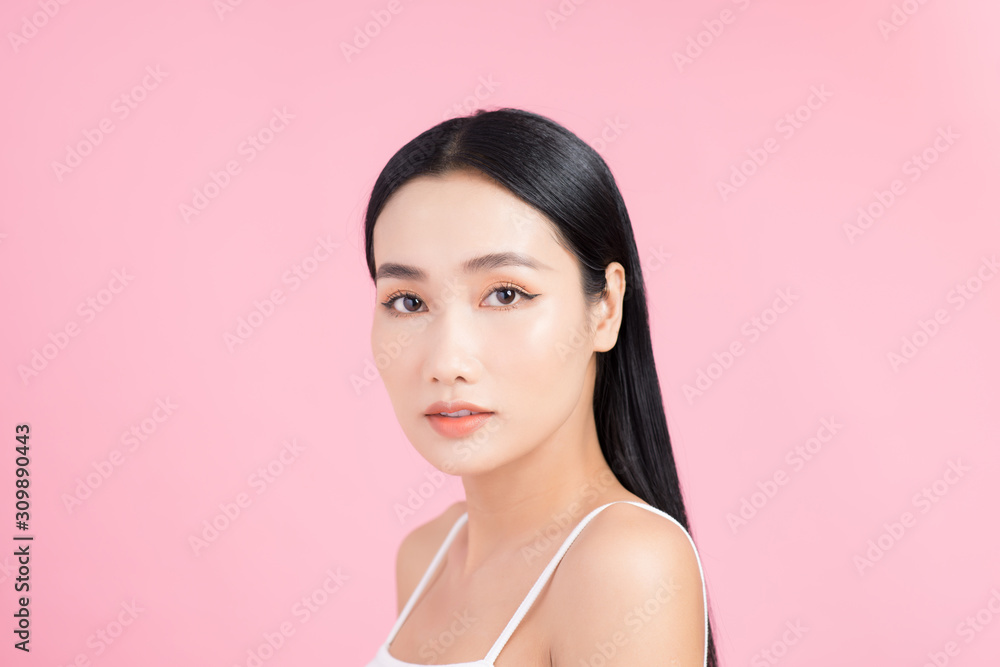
top-left (456, 408), bottom-right (627, 575)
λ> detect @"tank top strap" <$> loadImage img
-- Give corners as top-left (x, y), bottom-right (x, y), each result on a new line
top-left (384, 511), bottom-right (470, 645)
top-left (482, 500), bottom-right (640, 662)
top-left (484, 500), bottom-right (708, 665)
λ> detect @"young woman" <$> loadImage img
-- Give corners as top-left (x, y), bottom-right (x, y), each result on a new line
top-left (363, 108), bottom-right (718, 666)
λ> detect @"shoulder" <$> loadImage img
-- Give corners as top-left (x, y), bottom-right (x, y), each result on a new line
top-left (549, 502), bottom-right (706, 666)
top-left (395, 501), bottom-right (467, 613)
top-left (560, 502), bottom-right (703, 587)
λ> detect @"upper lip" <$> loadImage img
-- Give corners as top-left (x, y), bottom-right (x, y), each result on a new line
top-left (425, 401), bottom-right (493, 415)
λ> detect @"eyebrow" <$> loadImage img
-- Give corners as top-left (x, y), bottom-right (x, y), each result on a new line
top-left (375, 251), bottom-right (551, 282)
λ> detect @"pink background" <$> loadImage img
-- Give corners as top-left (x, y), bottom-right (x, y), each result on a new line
top-left (2, 0), bottom-right (999, 665)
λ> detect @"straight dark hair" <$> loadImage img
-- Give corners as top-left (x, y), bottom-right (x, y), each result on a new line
top-left (363, 107), bottom-right (718, 667)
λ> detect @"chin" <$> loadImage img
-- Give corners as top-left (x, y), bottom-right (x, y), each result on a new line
top-left (415, 443), bottom-right (494, 477)
top-left (401, 411), bottom-right (523, 474)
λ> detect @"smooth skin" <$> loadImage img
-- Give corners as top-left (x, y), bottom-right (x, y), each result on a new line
top-left (371, 169), bottom-right (705, 666)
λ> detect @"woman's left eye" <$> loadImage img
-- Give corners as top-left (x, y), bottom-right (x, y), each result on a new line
top-left (483, 285), bottom-right (535, 309)
top-left (484, 286), bottom-right (520, 307)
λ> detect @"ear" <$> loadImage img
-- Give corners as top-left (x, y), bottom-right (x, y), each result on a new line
top-left (593, 262), bottom-right (626, 353)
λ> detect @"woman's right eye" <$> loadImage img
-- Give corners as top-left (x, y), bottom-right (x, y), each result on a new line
top-left (381, 292), bottom-right (425, 316)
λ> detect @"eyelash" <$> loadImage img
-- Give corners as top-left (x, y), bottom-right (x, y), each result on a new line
top-left (380, 281), bottom-right (537, 318)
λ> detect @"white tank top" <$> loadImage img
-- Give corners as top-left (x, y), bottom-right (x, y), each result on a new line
top-left (365, 500), bottom-right (708, 666)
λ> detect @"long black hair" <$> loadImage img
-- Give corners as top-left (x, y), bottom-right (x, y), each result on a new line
top-left (363, 107), bottom-right (718, 667)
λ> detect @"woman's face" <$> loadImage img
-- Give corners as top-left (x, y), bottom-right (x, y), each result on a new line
top-left (370, 169), bottom-right (611, 476)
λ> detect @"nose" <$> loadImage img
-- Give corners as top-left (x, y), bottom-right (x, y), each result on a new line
top-left (422, 305), bottom-right (482, 385)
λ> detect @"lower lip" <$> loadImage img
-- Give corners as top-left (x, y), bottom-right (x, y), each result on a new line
top-left (426, 412), bottom-right (494, 438)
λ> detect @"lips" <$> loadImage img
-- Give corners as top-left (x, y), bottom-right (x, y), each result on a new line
top-left (424, 401), bottom-right (493, 416)
top-left (424, 401), bottom-right (495, 439)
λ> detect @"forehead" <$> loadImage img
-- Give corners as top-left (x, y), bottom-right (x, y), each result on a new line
top-left (372, 170), bottom-right (565, 268)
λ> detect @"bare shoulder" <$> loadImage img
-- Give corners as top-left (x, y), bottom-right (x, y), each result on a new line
top-left (549, 502), bottom-right (707, 666)
top-left (395, 501), bottom-right (467, 613)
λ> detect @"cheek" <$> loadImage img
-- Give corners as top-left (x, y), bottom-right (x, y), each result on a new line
top-left (494, 306), bottom-right (592, 387)
top-left (370, 318), bottom-right (422, 389)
